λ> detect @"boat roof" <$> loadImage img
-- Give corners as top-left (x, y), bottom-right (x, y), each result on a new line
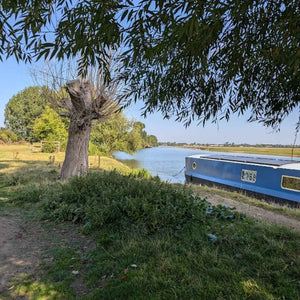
top-left (189, 154), bottom-right (300, 168)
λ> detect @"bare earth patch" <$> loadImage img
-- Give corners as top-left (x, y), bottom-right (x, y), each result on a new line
top-left (0, 211), bottom-right (94, 297)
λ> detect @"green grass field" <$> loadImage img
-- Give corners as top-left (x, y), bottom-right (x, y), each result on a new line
top-left (0, 144), bottom-right (299, 299)
top-left (182, 145), bottom-right (300, 157)
top-left (0, 143), bottom-right (131, 175)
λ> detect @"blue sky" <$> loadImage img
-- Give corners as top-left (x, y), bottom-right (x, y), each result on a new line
top-left (0, 58), bottom-right (298, 145)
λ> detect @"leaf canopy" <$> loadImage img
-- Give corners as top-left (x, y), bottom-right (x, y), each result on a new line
top-left (1, 0), bottom-right (299, 127)
top-left (123, 0), bottom-right (300, 128)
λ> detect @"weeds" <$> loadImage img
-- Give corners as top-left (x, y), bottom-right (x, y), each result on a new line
top-left (13, 171), bottom-right (237, 234)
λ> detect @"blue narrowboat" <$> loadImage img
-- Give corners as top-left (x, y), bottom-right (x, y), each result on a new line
top-left (185, 154), bottom-right (300, 206)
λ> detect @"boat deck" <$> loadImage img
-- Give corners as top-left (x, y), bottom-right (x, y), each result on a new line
top-left (195, 154), bottom-right (299, 167)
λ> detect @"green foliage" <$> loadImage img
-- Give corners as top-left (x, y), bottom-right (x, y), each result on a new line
top-left (1, 1), bottom-right (298, 127)
top-left (0, 0), bottom-right (122, 75)
top-left (128, 168), bottom-right (154, 180)
top-left (7, 170), bottom-right (300, 299)
top-left (33, 106), bottom-right (68, 143)
top-left (0, 128), bottom-right (19, 143)
top-left (90, 113), bottom-right (131, 156)
top-left (124, 1), bottom-right (300, 128)
top-left (146, 135), bottom-right (158, 147)
top-left (12, 171), bottom-right (238, 234)
top-left (125, 121), bottom-right (146, 152)
top-left (4, 86), bottom-right (49, 141)
top-left (90, 113), bottom-right (158, 156)
top-left (41, 142), bottom-right (58, 153)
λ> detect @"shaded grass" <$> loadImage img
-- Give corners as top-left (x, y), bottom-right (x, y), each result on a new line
top-left (80, 221), bottom-right (299, 300)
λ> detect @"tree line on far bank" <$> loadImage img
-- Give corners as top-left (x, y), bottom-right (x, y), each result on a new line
top-left (2, 86), bottom-right (158, 155)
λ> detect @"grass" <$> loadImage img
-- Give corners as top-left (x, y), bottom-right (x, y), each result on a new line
top-left (189, 184), bottom-right (300, 221)
top-left (0, 144), bottom-right (300, 299)
top-left (181, 145), bottom-right (300, 158)
top-left (0, 143), bottom-right (131, 197)
top-left (0, 144), bottom-right (131, 173)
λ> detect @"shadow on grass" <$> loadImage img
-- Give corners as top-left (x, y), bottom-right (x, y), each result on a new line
top-left (0, 162), bottom-right (10, 170)
top-left (0, 160), bottom-right (60, 189)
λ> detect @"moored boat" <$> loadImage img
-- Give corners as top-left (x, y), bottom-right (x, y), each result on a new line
top-left (185, 154), bottom-right (300, 206)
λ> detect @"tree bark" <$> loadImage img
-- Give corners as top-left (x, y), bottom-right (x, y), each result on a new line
top-left (60, 119), bottom-right (92, 180)
top-left (57, 79), bottom-right (117, 180)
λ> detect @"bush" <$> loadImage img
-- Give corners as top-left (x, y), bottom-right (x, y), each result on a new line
top-left (88, 142), bottom-right (99, 156)
top-left (12, 171), bottom-right (239, 234)
top-left (0, 128), bottom-right (19, 143)
top-left (41, 141), bottom-right (57, 153)
top-left (128, 168), bottom-right (154, 179)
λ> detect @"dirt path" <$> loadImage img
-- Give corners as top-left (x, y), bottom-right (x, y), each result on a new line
top-left (206, 195), bottom-right (300, 232)
top-left (0, 210), bottom-right (94, 297)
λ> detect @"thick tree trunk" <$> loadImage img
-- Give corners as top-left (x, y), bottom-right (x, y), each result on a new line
top-left (57, 79), bottom-right (117, 180)
top-left (60, 120), bottom-right (92, 180)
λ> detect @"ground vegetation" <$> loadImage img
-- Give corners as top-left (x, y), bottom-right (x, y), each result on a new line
top-left (0, 144), bottom-right (299, 299)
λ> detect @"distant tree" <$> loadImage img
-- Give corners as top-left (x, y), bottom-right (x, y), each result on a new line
top-left (90, 112), bottom-right (131, 156)
top-left (90, 114), bottom-right (158, 156)
top-left (33, 106), bottom-right (68, 143)
top-left (126, 122), bottom-right (147, 152)
top-left (4, 86), bottom-right (48, 141)
top-left (0, 128), bottom-right (19, 144)
top-left (146, 135), bottom-right (158, 147)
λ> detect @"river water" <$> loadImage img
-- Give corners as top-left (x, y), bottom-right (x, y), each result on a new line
top-left (113, 146), bottom-right (208, 183)
top-left (113, 146), bottom-right (300, 184)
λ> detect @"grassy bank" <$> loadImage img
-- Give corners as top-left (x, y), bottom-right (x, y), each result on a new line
top-left (189, 184), bottom-right (300, 221)
top-left (0, 144), bottom-right (131, 173)
top-left (0, 145), bottom-right (299, 299)
top-left (180, 145), bottom-right (300, 158)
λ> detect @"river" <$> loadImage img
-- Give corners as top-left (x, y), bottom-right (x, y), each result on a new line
top-left (113, 146), bottom-right (300, 184)
top-left (113, 146), bottom-right (208, 183)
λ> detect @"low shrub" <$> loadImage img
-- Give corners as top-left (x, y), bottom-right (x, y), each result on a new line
top-left (0, 128), bottom-right (20, 143)
top-left (12, 171), bottom-right (239, 234)
top-left (128, 168), bottom-right (155, 180)
top-left (41, 141), bottom-right (57, 153)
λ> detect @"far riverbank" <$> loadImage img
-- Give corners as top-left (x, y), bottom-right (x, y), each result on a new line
top-left (159, 144), bottom-right (300, 158)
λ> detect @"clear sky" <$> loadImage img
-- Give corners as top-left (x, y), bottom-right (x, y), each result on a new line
top-left (0, 58), bottom-right (298, 145)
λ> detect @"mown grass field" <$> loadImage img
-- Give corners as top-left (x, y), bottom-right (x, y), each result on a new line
top-left (0, 144), bottom-right (300, 299)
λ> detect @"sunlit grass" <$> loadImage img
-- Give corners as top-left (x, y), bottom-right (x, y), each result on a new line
top-left (182, 145), bottom-right (300, 157)
top-left (189, 184), bottom-right (300, 221)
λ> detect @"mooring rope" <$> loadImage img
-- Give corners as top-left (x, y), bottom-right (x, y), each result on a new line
top-left (171, 166), bottom-right (185, 177)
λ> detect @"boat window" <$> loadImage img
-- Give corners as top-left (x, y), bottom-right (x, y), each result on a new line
top-left (241, 169), bottom-right (257, 183)
top-left (281, 176), bottom-right (300, 192)
top-left (192, 162), bottom-right (197, 170)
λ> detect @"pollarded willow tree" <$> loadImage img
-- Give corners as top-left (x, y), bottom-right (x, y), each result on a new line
top-left (1, 0), bottom-right (299, 128)
top-left (59, 79), bottom-right (118, 179)
top-left (40, 63), bottom-right (123, 179)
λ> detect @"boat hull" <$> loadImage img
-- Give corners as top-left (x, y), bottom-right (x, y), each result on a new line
top-left (185, 155), bottom-right (300, 206)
